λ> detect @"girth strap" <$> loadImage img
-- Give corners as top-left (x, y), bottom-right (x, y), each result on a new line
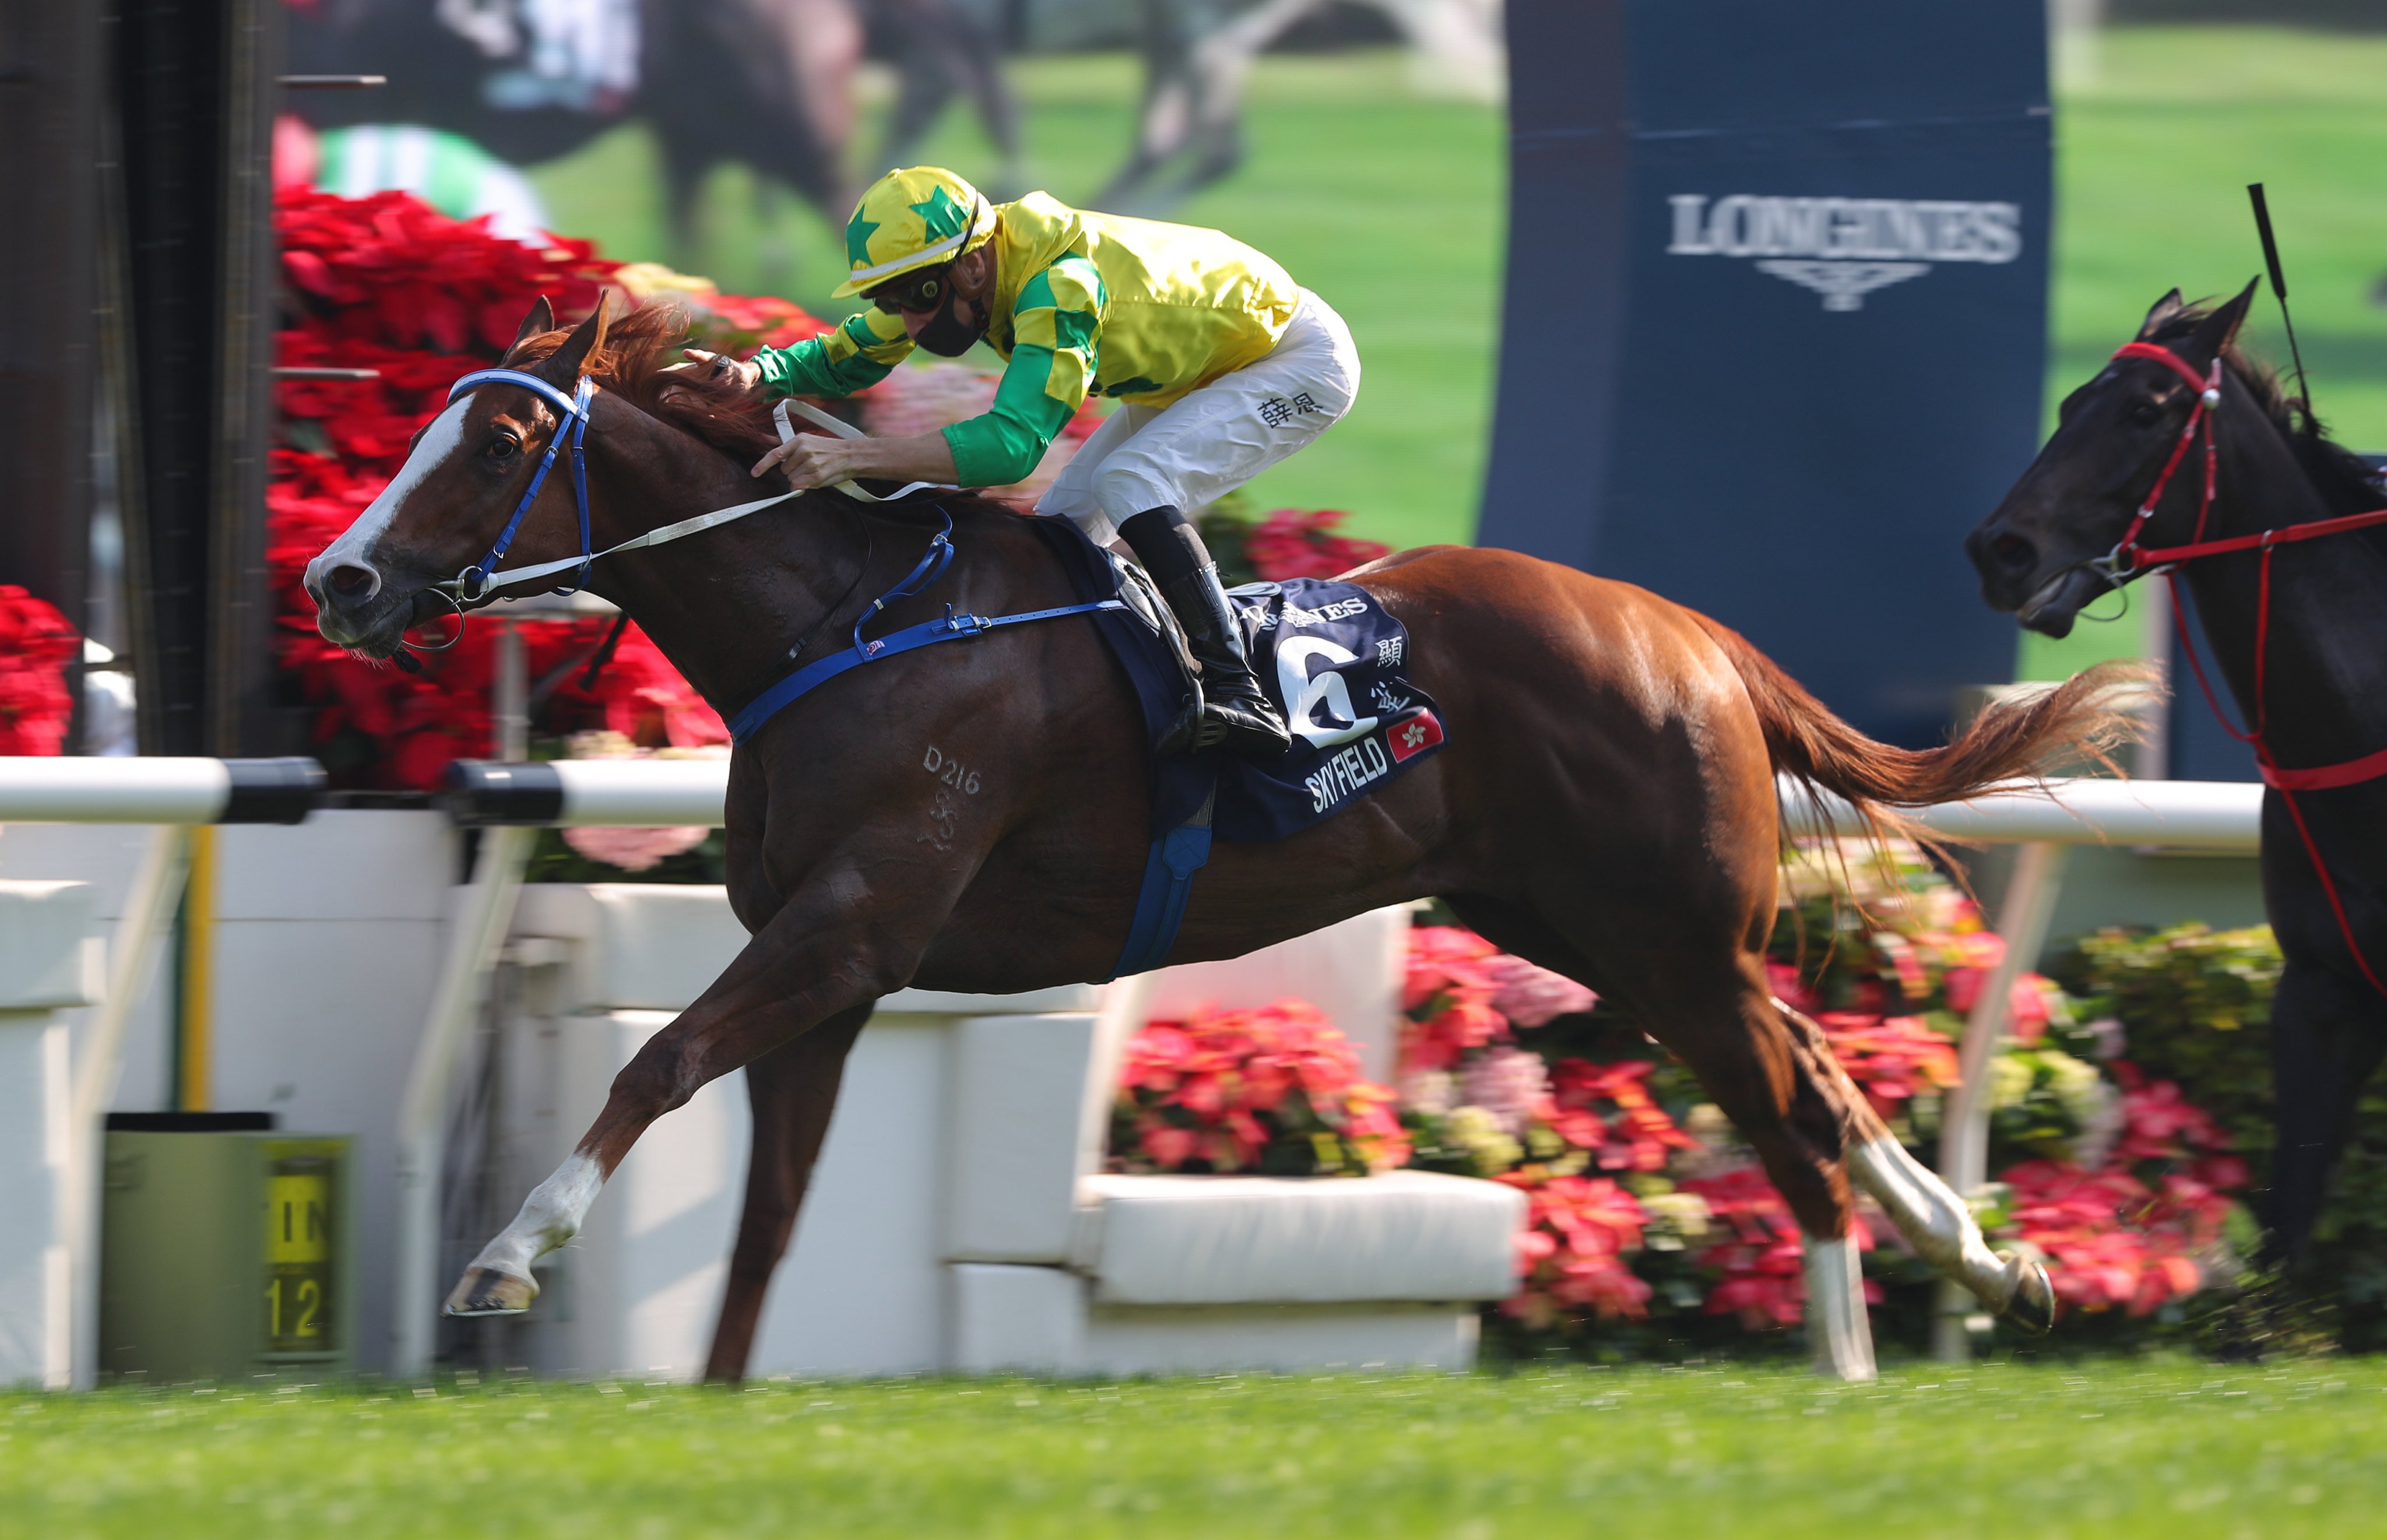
top-left (726, 598), bottom-right (1130, 743)
top-left (1107, 777), bottom-right (1217, 981)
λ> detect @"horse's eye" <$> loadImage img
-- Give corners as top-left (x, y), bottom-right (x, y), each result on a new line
top-left (2131, 400), bottom-right (2163, 426)
top-left (487, 435), bottom-right (522, 462)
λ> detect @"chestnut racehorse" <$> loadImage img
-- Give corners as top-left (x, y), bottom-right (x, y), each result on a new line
top-left (308, 298), bottom-right (2130, 1379)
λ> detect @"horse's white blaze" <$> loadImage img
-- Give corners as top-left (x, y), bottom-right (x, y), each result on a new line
top-left (1847, 1134), bottom-right (2017, 1305)
top-left (312, 398), bottom-right (472, 577)
top-left (467, 1149), bottom-right (604, 1282)
top-left (1802, 1228), bottom-right (1877, 1381)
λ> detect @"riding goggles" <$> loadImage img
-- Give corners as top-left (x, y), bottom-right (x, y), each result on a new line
top-left (868, 264), bottom-right (954, 316)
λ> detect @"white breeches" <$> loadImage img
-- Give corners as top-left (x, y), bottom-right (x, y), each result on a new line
top-left (1036, 287), bottom-right (1362, 544)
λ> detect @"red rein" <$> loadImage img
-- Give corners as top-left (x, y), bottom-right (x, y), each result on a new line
top-left (2105, 339), bottom-right (2387, 991)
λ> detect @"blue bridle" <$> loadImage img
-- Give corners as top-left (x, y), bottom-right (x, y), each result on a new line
top-left (442, 368), bottom-right (596, 603)
top-left (427, 363), bottom-right (1186, 975)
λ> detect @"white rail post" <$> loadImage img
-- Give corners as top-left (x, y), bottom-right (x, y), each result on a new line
top-left (65, 825), bottom-right (192, 1390)
top-left (1931, 838), bottom-right (2068, 1362)
top-left (392, 822), bottom-right (535, 1380)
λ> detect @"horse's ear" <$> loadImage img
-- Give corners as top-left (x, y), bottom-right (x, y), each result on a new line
top-left (2136, 289), bottom-right (2185, 340)
top-left (2184, 277), bottom-right (2261, 363)
top-left (507, 296), bottom-right (555, 360)
top-left (536, 293), bottom-right (611, 385)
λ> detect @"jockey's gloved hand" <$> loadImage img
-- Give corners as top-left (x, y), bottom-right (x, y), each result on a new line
top-left (668, 349), bottom-right (767, 400)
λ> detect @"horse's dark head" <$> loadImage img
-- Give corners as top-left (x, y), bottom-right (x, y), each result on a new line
top-left (1966, 280), bottom-right (2260, 638)
top-left (304, 296), bottom-right (613, 657)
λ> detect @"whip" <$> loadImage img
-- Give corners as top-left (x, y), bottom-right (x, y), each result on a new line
top-left (2247, 182), bottom-right (2312, 413)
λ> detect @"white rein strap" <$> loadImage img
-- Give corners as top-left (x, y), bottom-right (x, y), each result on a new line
top-left (467, 398), bottom-right (954, 592)
top-left (772, 398), bottom-right (958, 503)
top-left (470, 483), bottom-right (802, 591)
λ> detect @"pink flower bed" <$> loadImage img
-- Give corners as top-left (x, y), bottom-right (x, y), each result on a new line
top-left (1111, 999), bottom-right (1409, 1177)
top-left (1110, 880), bottom-right (2254, 1348)
top-left (1243, 509), bottom-right (1391, 582)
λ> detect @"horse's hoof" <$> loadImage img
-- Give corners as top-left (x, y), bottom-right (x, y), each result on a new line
top-left (1998, 1252), bottom-right (2056, 1335)
top-left (443, 1265), bottom-right (536, 1317)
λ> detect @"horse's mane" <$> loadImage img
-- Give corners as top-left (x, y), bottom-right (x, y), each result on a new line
top-left (504, 302), bottom-right (789, 462)
top-left (501, 302), bottom-right (1025, 523)
top-left (2146, 303), bottom-right (2386, 519)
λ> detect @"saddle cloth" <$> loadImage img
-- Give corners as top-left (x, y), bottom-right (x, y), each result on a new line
top-left (1029, 516), bottom-right (1448, 843)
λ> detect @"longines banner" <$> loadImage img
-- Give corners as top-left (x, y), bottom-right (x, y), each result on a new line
top-left (1478, 1), bottom-right (2051, 749)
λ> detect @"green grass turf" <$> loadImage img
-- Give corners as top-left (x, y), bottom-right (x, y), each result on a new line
top-left (528, 50), bottom-right (1504, 555)
top-left (2023, 24), bottom-right (2387, 681)
top-left (7, 1362), bottom-right (2386, 1537)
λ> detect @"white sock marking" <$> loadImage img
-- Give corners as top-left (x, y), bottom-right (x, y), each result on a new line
top-left (1802, 1228), bottom-right (1878, 1382)
top-left (1847, 1134), bottom-right (2017, 1306)
top-left (470, 1149), bottom-right (604, 1280)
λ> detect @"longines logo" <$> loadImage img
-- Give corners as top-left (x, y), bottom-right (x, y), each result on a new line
top-left (1665, 194), bottom-right (2023, 312)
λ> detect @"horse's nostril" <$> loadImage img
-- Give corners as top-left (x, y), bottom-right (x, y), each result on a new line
top-left (329, 564), bottom-right (379, 599)
top-left (1988, 534), bottom-right (2037, 575)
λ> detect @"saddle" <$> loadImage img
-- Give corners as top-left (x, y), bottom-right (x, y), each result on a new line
top-left (1031, 516), bottom-right (1448, 845)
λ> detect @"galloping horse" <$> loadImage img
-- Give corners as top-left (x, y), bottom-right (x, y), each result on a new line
top-left (310, 298), bottom-right (2129, 1379)
top-left (1970, 283), bottom-right (2387, 1268)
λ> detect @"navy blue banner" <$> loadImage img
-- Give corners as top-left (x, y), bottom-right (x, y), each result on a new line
top-left (1479, 0), bottom-right (2050, 748)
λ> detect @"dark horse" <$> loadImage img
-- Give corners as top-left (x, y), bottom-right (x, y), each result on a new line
top-left (1968, 282), bottom-right (2387, 1267)
top-left (310, 298), bottom-right (2132, 1380)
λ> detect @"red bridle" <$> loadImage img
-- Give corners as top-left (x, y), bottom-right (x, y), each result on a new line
top-left (2099, 337), bottom-right (2387, 992)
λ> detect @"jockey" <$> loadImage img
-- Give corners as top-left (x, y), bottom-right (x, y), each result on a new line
top-left (684, 166), bottom-right (1363, 760)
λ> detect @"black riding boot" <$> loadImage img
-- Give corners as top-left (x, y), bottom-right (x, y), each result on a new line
top-left (1117, 505), bottom-right (1292, 759)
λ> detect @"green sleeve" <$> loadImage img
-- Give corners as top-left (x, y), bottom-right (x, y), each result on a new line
top-left (753, 310), bottom-right (912, 399)
top-left (941, 261), bottom-right (1101, 487)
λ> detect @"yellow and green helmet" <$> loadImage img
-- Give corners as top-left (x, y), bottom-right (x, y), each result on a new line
top-left (829, 167), bottom-right (998, 299)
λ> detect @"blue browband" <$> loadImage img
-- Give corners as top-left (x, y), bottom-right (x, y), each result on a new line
top-left (444, 368), bottom-right (597, 602)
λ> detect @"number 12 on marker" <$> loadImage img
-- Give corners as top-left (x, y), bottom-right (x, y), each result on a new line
top-left (264, 1160), bottom-right (335, 1352)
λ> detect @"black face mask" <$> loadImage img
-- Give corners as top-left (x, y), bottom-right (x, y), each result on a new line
top-left (911, 282), bottom-right (985, 357)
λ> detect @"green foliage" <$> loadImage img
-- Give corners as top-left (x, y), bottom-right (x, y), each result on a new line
top-left (2049, 924), bottom-right (2282, 1169)
top-left (2049, 921), bottom-right (2387, 1351)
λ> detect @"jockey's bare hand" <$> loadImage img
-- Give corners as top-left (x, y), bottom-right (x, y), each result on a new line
top-left (753, 432), bottom-right (870, 487)
top-left (667, 348), bottom-right (765, 399)
top-left (750, 429), bottom-right (962, 487)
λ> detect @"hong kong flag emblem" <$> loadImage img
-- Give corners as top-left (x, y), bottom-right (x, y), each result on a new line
top-left (1387, 709), bottom-right (1444, 763)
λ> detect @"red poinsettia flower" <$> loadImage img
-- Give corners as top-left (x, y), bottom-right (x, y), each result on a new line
top-left (1113, 1000), bottom-right (1405, 1175)
top-left (0, 586), bottom-right (79, 755)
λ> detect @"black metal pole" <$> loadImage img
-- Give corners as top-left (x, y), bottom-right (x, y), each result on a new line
top-left (111, 0), bottom-right (283, 755)
top-left (0, 1), bottom-right (104, 751)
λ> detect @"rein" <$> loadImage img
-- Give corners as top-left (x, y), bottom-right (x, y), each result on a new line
top-left (2097, 337), bottom-right (2387, 993)
top-left (437, 368), bottom-right (806, 604)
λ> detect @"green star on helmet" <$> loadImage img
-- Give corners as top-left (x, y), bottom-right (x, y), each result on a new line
top-left (845, 210), bottom-right (882, 269)
top-left (908, 184), bottom-right (970, 244)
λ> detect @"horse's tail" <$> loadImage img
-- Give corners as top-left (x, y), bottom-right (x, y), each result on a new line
top-left (1687, 612), bottom-right (2150, 822)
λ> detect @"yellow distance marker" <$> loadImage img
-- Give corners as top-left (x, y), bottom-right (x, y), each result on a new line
top-left (264, 1156), bottom-right (335, 1352)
